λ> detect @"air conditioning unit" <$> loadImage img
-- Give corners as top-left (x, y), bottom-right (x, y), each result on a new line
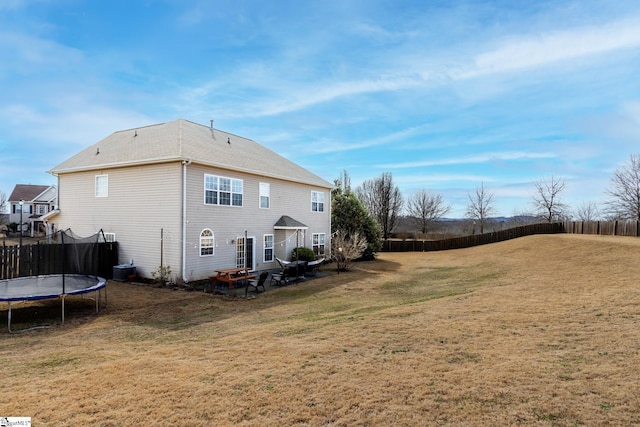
top-left (113, 264), bottom-right (136, 281)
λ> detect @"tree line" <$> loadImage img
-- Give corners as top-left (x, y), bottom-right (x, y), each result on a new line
top-left (330, 154), bottom-right (640, 266)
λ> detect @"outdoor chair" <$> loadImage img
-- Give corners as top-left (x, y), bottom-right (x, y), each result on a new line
top-left (270, 268), bottom-right (288, 286)
top-left (291, 261), bottom-right (307, 281)
top-left (305, 258), bottom-right (325, 276)
top-left (246, 271), bottom-right (268, 297)
top-left (275, 257), bottom-right (291, 269)
top-left (271, 258), bottom-right (310, 285)
top-left (270, 264), bottom-right (300, 286)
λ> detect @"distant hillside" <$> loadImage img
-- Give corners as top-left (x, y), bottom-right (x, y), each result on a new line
top-left (393, 215), bottom-right (541, 239)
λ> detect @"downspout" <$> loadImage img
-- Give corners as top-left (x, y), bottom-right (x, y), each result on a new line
top-left (182, 159), bottom-right (192, 283)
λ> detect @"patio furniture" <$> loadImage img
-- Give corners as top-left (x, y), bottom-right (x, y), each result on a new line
top-left (246, 271), bottom-right (268, 297)
top-left (208, 267), bottom-right (255, 292)
top-left (305, 258), bottom-right (325, 276)
top-left (271, 258), bottom-right (291, 286)
top-left (275, 257), bottom-right (290, 269)
top-left (269, 268), bottom-right (289, 286)
top-left (270, 262), bottom-right (306, 286)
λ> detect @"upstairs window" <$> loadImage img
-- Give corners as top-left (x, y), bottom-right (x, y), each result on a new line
top-left (36, 205), bottom-right (48, 215)
top-left (259, 183), bottom-right (270, 209)
top-left (95, 174), bottom-right (108, 197)
top-left (200, 229), bottom-right (214, 256)
top-left (311, 191), bottom-right (324, 212)
top-left (205, 174), bottom-right (243, 207)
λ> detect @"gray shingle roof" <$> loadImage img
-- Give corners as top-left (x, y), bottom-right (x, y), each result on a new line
top-left (48, 119), bottom-right (332, 188)
top-left (273, 215), bottom-right (308, 229)
top-left (8, 184), bottom-right (51, 202)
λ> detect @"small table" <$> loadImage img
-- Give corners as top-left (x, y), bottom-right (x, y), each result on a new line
top-left (210, 268), bottom-right (256, 290)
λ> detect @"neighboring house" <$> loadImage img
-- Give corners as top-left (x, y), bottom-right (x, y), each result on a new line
top-left (8, 184), bottom-right (58, 236)
top-left (47, 119), bottom-right (333, 282)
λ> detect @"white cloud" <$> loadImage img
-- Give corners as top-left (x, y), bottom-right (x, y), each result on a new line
top-left (179, 15), bottom-right (640, 122)
top-left (306, 124), bottom-right (432, 154)
top-left (0, 102), bottom-right (154, 155)
top-left (379, 151), bottom-right (557, 169)
top-left (395, 173), bottom-right (495, 186)
top-left (351, 21), bottom-right (418, 43)
top-left (0, 0), bottom-right (44, 11)
top-left (456, 18), bottom-right (640, 79)
top-left (222, 75), bottom-right (425, 118)
top-left (0, 30), bottom-right (84, 78)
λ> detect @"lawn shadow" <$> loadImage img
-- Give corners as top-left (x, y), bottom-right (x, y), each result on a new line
top-left (1, 256), bottom-right (404, 334)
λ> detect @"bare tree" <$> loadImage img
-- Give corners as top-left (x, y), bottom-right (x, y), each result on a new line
top-left (0, 190), bottom-right (6, 216)
top-left (466, 183), bottom-right (496, 234)
top-left (331, 229), bottom-right (368, 272)
top-left (406, 190), bottom-right (451, 235)
top-left (573, 201), bottom-right (601, 222)
top-left (532, 175), bottom-right (568, 222)
top-left (333, 169), bottom-right (352, 195)
top-left (356, 172), bottom-right (403, 239)
top-left (605, 154), bottom-right (640, 220)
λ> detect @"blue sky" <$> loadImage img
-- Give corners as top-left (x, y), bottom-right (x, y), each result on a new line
top-left (2, 0), bottom-right (640, 217)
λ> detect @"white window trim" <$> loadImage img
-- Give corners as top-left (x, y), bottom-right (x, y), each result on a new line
top-left (311, 191), bottom-right (325, 212)
top-left (200, 229), bottom-right (215, 257)
top-left (95, 174), bottom-right (108, 198)
top-left (259, 182), bottom-right (270, 209)
top-left (263, 234), bottom-right (274, 263)
top-left (312, 232), bottom-right (326, 256)
top-left (204, 174), bottom-right (243, 207)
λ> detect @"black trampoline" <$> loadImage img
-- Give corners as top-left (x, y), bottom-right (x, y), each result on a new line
top-left (0, 229), bottom-right (110, 333)
top-left (0, 274), bottom-right (107, 332)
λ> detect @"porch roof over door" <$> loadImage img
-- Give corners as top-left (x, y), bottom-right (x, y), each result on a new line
top-left (273, 215), bottom-right (308, 230)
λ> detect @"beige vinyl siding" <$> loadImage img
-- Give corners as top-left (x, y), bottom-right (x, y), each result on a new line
top-left (47, 119), bottom-right (334, 281)
top-left (37, 186), bottom-right (57, 203)
top-left (55, 163), bottom-right (183, 278)
top-left (184, 164), bottom-right (331, 279)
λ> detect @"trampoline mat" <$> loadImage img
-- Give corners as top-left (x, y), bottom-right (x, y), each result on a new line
top-left (0, 275), bottom-right (106, 302)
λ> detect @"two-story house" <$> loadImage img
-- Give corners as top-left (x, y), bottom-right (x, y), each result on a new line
top-left (8, 184), bottom-right (58, 236)
top-left (47, 119), bottom-right (332, 282)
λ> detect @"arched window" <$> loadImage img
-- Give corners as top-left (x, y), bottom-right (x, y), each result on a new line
top-left (200, 229), bottom-right (214, 256)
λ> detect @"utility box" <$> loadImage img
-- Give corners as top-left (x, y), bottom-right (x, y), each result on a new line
top-left (113, 264), bottom-right (136, 282)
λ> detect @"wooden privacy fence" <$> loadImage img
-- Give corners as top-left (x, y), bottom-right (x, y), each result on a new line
top-left (381, 222), bottom-right (565, 252)
top-left (564, 220), bottom-right (640, 237)
top-left (382, 220), bottom-right (640, 252)
top-left (0, 242), bottom-right (119, 280)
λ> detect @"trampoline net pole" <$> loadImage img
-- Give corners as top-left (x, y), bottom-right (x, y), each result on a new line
top-left (7, 302), bottom-right (12, 333)
top-left (61, 232), bottom-right (66, 295)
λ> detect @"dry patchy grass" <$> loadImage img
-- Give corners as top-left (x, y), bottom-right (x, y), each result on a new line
top-left (1, 234), bottom-right (640, 426)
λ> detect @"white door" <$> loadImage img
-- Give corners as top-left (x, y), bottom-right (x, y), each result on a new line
top-left (235, 236), bottom-right (255, 271)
